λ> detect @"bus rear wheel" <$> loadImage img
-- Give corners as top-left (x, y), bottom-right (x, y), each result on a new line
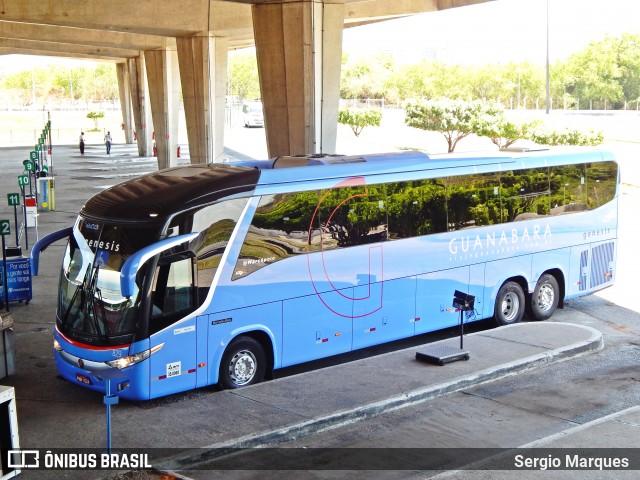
top-left (219, 336), bottom-right (266, 389)
top-left (528, 274), bottom-right (560, 321)
top-left (494, 281), bottom-right (525, 326)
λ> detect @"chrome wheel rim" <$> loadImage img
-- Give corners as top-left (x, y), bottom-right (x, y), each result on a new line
top-left (229, 350), bottom-right (257, 386)
top-left (501, 291), bottom-right (520, 322)
top-left (537, 284), bottom-right (555, 312)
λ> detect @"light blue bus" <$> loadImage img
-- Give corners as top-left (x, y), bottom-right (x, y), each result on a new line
top-left (32, 149), bottom-right (618, 400)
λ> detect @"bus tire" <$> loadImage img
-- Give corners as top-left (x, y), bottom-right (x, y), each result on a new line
top-left (528, 274), bottom-right (560, 321)
top-left (494, 281), bottom-right (525, 326)
top-left (219, 336), bottom-right (266, 389)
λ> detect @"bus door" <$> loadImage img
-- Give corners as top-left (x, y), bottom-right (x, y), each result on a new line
top-left (147, 252), bottom-right (204, 398)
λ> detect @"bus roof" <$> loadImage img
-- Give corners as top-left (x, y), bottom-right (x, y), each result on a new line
top-left (81, 163), bottom-right (260, 221)
top-left (251, 148), bottom-right (615, 189)
top-left (81, 148), bottom-right (615, 222)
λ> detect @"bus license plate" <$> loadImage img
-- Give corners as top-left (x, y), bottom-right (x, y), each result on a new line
top-left (76, 373), bottom-right (92, 385)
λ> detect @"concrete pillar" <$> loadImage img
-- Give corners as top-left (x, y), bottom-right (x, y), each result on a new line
top-left (252, 0), bottom-right (344, 157)
top-left (116, 62), bottom-right (134, 144)
top-left (176, 34), bottom-right (228, 165)
top-left (145, 48), bottom-right (180, 169)
top-left (128, 54), bottom-right (153, 157)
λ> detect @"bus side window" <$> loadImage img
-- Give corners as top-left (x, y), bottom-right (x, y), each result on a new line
top-left (502, 168), bottom-right (551, 221)
top-left (233, 191), bottom-right (322, 280)
top-left (549, 164), bottom-right (587, 214)
top-left (586, 161), bottom-right (618, 209)
top-left (386, 179), bottom-right (447, 238)
top-left (444, 173), bottom-right (501, 230)
top-left (149, 257), bottom-right (196, 333)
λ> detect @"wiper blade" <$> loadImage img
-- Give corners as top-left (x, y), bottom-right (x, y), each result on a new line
top-left (60, 262), bottom-right (92, 328)
top-left (87, 263), bottom-right (107, 342)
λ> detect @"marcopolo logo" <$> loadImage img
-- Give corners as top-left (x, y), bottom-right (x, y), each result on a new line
top-left (449, 224), bottom-right (553, 258)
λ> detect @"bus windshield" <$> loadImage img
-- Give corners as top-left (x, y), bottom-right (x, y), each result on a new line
top-left (58, 217), bottom-right (160, 345)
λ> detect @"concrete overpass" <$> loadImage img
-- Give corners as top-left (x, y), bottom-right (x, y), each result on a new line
top-left (0, 0), bottom-right (491, 168)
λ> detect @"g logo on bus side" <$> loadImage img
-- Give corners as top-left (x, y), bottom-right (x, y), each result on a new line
top-left (306, 177), bottom-right (383, 319)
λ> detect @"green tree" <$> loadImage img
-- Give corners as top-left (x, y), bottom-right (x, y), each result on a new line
top-left (341, 53), bottom-right (394, 100)
top-left (404, 99), bottom-right (491, 153)
top-left (338, 108), bottom-right (382, 137)
top-left (473, 104), bottom-right (541, 148)
top-left (87, 111), bottom-right (105, 129)
top-left (561, 35), bottom-right (624, 108)
top-left (2, 68), bottom-right (49, 106)
top-left (530, 128), bottom-right (604, 146)
top-left (228, 52), bottom-right (261, 100)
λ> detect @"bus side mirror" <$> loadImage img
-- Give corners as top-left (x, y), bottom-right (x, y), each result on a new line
top-left (119, 232), bottom-right (199, 298)
top-left (30, 227), bottom-right (72, 276)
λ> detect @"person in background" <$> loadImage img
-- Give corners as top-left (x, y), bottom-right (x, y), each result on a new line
top-left (79, 131), bottom-right (85, 155)
top-left (105, 131), bottom-right (112, 155)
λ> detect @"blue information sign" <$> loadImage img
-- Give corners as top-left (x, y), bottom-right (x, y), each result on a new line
top-left (0, 257), bottom-right (32, 303)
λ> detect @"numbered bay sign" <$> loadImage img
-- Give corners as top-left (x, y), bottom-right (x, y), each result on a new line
top-left (29, 151), bottom-right (38, 161)
top-left (0, 219), bottom-right (9, 236)
top-left (7, 193), bottom-right (20, 206)
top-left (18, 175), bottom-right (29, 187)
top-left (24, 160), bottom-right (35, 172)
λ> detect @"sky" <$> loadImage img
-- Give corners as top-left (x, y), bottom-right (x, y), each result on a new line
top-left (1, 0), bottom-right (639, 74)
top-left (342, 0), bottom-right (640, 64)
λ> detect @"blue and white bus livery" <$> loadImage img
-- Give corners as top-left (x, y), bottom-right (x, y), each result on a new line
top-left (31, 149), bottom-right (619, 400)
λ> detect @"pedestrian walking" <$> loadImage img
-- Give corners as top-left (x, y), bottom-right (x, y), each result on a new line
top-left (79, 132), bottom-right (85, 155)
top-left (105, 131), bottom-right (112, 155)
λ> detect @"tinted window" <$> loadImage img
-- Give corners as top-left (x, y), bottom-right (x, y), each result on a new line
top-left (444, 173), bottom-right (501, 230)
top-left (190, 198), bottom-right (248, 303)
top-left (234, 191), bottom-right (322, 280)
top-left (586, 161), bottom-right (618, 209)
top-left (549, 164), bottom-right (587, 215)
top-left (501, 168), bottom-right (550, 221)
top-left (318, 185), bottom-right (387, 247)
top-left (386, 179), bottom-right (447, 238)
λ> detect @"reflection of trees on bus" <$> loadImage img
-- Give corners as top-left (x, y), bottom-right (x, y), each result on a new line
top-left (233, 161), bottom-right (618, 280)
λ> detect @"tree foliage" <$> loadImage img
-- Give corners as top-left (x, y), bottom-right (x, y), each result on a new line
top-left (405, 99), bottom-right (499, 152)
top-left (1, 64), bottom-right (118, 106)
top-left (529, 128), bottom-right (604, 146)
top-left (338, 108), bottom-right (382, 137)
top-left (87, 111), bottom-right (105, 129)
top-left (227, 52), bottom-right (261, 101)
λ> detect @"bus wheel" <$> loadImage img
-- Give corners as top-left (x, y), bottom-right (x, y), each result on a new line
top-left (494, 281), bottom-right (525, 326)
top-left (528, 274), bottom-right (560, 321)
top-left (219, 336), bottom-right (266, 389)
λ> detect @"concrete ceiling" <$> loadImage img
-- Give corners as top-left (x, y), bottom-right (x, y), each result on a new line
top-left (0, 0), bottom-right (492, 63)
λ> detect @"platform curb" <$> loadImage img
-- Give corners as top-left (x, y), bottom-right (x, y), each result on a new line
top-left (155, 322), bottom-right (603, 471)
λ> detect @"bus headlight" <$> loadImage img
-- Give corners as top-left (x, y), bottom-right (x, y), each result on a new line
top-left (105, 343), bottom-right (164, 369)
top-left (54, 339), bottom-right (62, 352)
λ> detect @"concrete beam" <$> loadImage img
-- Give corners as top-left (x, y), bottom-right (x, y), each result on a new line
top-left (0, 21), bottom-right (172, 51)
top-left (145, 49), bottom-right (181, 169)
top-left (177, 35), bottom-right (228, 164)
top-left (128, 55), bottom-right (153, 157)
top-left (253, 1), bottom-right (343, 157)
top-left (0, 1), bottom-right (254, 38)
top-left (0, 38), bottom-right (140, 59)
top-left (116, 63), bottom-right (134, 144)
top-left (0, 49), bottom-right (120, 63)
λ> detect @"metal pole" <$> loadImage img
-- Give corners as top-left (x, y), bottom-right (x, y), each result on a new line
top-left (106, 378), bottom-right (112, 452)
top-left (13, 206), bottom-right (18, 247)
top-left (2, 234), bottom-right (9, 311)
top-left (545, 0), bottom-right (550, 114)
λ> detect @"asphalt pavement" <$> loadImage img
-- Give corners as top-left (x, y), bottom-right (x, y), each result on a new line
top-left (0, 142), bottom-right (637, 479)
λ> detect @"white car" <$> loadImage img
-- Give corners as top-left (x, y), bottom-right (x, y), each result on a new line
top-left (242, 101), bottom-right (264, 128)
